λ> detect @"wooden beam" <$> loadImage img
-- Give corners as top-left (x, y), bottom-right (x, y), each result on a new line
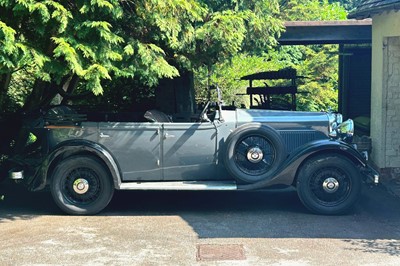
top-left (279, 20), bottom-right (372, 45)
top-left (246, 86), bottom-right (298, 95)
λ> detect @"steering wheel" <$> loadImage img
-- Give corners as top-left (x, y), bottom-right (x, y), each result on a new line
top-left (198, 101), bottom-right (211, 122)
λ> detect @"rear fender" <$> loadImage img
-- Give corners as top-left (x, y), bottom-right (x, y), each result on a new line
top-left (31, 139), bottom-right (122, 191)
top-left (238, 139), bottom-right (366, 190)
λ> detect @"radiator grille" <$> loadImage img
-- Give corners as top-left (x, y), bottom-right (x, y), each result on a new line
top-left (279, 130), bottom-right (323, 153)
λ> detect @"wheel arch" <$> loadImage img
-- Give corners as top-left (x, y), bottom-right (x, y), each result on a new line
top-left (38, 139), bottom-right (122, 191)
top-left (292, 148), bottom-right (365, 187)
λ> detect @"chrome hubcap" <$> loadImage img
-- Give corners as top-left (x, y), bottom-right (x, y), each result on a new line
top-left (247, 147), bottom-right (264, 163)
top-left (322, 177), bottom-right (339, 193)
top-left (73, 178), bottom-right (89, 194)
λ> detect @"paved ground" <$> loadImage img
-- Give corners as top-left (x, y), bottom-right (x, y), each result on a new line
top-left (1, 180), bottom-right (400, 265)
top-left (381, 173), bottom-right (400, 199)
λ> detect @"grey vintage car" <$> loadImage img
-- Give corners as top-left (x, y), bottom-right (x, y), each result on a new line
top-left (8, 88), bottom-right (378, 215)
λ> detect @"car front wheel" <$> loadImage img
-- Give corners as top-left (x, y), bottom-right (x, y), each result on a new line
top-left (50, 156), bottom-right (114, 215)
top-left (296, 154), bottom-right (361, 215)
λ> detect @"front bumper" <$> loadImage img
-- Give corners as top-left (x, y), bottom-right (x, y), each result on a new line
top-left (361, 164), bottom-right (379, 185)
top-left (9, 168), bottom-right (24, 180)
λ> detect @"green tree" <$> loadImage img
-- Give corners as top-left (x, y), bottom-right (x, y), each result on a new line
top-left (328, 0), bottom-right (362, 11)
top-left (281, 0), bottom-right (361, 12)
top-left (198, 0), bottom-right (347, 112)
top-left (193, 1), bottom-right (282, 66)
top-left (192, 0), bottom-right (283, 97)
top-left (1, 0), bottom-right (284, 113)
top-left (280, 0), bottom-right (346, 111)
top-left (280, 0), bottom-right (347, 20)
top-left (195, 52), bottom-right (291, 106)
top-left (0, 0), bottom-right (209, 112)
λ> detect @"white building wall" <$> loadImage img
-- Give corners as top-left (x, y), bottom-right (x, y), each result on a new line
top-left (384, 37), bottom-right (400, 167)
top-left (370, 11), bottom-right (400, 168)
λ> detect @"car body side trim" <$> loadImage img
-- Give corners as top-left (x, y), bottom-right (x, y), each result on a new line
top-left (119, 181), bottom-right (237, 190)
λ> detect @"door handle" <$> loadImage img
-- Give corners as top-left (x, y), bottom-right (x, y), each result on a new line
top-left (164, 133), bottom-right (175, 139)
top-left (100, 132), bottom-right (110, 138)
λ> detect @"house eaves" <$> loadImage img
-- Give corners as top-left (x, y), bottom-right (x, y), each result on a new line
top-left (278, 20), bottom-right (372, 45)
top-left (348, 0), bottom-right (400, 19)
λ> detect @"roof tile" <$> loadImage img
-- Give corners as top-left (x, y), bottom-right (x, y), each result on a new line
top-left (349, 0), bottom-right (400, 19)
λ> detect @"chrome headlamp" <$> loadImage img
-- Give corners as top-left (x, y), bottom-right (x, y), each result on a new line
top-left (328, 113), bottom-right (337, 134)
top-left (328, 113), bottom-right (343, 135)
top-left (328, 111), bottom-right (354, 142)
top-left (338, 119), bottom-right (354, 136)
top-left (329, 118), bottom-right (354, 143)
top-left (336, 113), bottom-right (343, 124)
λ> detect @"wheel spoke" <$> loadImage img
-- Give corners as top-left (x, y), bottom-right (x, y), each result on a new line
top-left (236, 141), bottom-right (249, 156)
top-left (309, 167), bottom-right (351, 207)
top-left (62, 167), bottom-right (101, 205)
top-left (234, 135), bottom-right (275, 176)
top-left (261, 158), bottom-right (272, 167)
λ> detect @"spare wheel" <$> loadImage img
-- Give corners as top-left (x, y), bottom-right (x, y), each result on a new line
top-left (224, 123), bottom-right (287, 183)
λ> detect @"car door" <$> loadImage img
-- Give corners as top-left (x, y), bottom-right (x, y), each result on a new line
top-left (161, 122), bottom-right (218, 180)
top-left (98, 122), bottom-right (162, 181)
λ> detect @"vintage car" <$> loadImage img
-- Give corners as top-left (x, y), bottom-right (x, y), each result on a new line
top-left (7, 87), bottom-right (378, 215)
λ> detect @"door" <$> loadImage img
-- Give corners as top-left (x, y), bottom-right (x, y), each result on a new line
top-left (162, 122), bottom-right (218, 180)
top-left (98, 122), bottom-right (162, 181)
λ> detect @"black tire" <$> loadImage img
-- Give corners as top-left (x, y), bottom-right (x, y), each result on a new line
top-left (224, 123), bottom-right (287, 183)
top-left (296, 154), bottom-right (361, 215)
top-left (0, 161), bottom-right (12, 184)
top-left (0, 171), bottom-right (6, 184)
top-left (0, 164), bottom-right (6, 184)
top-left (50, 156), bottom-right (114, 215)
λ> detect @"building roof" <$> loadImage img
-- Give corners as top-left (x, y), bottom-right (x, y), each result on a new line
top-left (278, 20), bottom-right (372, 45)
top-left (348, 0), bottom-right (400, 19)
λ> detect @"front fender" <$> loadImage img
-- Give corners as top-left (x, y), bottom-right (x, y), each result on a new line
top-left (238, 139), bottom-right (367, 190)
top-left (30, 139), bottom-right (122, 191)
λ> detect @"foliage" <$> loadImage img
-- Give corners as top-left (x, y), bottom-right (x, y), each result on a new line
top-left (196, 0), bottom-right (347, 112)
top-left (295, 45), bottom-right (339, 111)
top-left (329, 0), bottom-right (362, 11)
top-left (0, 0), bottom-right (284, 113)
top-left (283, 0), bottom-right (347, 111)
top-left (0, 0), bottom-right (207, 111)
top-left (193, 1), bottom-right (282, 68)
top-left (0, 0), bottom-right (352, 113)
top-left (280, 0), bottom-right (347, 20)
top-left (196, 52), bottom-right (290, 106)
top-left (280, 0), bottom-right (361, 12)
top-left (279, 0), bottom-right (347, 111)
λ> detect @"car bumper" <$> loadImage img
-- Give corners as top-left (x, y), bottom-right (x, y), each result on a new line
top-left (361, 164), bottom-right (379, 185)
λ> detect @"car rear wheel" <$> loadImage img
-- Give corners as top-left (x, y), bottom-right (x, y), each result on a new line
top-left (50, 156), bottom-right (114, 215)
top-left (296, 154), bottom-right (361, 215)
top-left (224, 124), bottom-right (287, 183)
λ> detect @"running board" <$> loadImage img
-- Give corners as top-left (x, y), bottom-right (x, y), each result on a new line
top-left (118, 181), bottom-right (237, 191)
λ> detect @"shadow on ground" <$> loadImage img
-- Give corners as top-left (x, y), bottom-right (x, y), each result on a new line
top-left (1, 179), bottom-right (400, 257)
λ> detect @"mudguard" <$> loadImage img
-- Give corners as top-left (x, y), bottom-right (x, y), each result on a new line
top-left (29, 139), bottom-right (122, 191)
top-left (238, 139), bottom-right (367, 190)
